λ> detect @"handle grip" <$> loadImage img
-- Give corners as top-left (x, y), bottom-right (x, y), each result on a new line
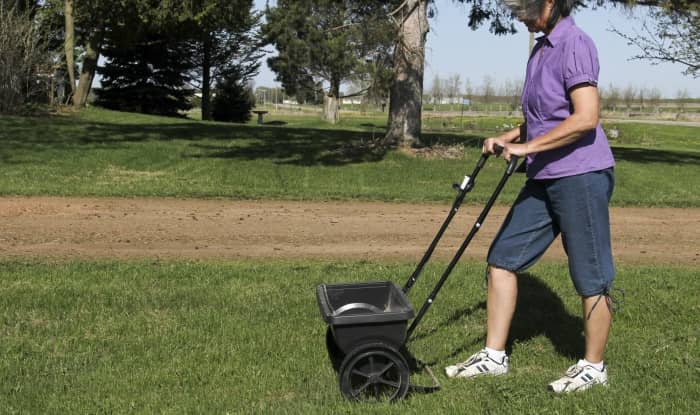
top-left (506, 154), bottom-right (519, 175)
top-left (492, 144), bottom-right (519, 175)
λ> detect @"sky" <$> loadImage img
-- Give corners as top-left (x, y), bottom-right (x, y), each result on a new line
top-left (253, 0), bottom-right (700, 99)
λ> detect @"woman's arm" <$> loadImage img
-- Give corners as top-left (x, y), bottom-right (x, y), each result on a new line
top-left (500, 84), bottom-right (601, 161)
top-left (482, 123), bottom-right (525, 154)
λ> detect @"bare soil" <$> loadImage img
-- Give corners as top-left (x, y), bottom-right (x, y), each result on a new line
top-left (1, 197), bottom-right (697, 265)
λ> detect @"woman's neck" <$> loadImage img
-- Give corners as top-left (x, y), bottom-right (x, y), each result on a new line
top-left (543, 17), bottom-right (562, 35)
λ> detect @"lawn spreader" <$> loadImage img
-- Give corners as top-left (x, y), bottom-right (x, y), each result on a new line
top-left (316, 144), bottom-right (521, 401)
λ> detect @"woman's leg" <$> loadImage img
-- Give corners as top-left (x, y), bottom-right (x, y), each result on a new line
top-left (486, 266), bottom-right (518, 351)
top-left (582, 295), bottom-right (612, 363)
top-left (547, 169), bottom-right (616, 363)
top-left (444, 265), bottom-right (518, 378)
top-left (546, 169), bottom-right (616, 392)
top-left (484, 179), bottom-right (558, 350)
top-left (446, 179), bottom-right (557, 379)
top-left (548, 294), bottom-right (613, 392)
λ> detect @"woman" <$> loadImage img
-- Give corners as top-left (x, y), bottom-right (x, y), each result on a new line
top-left (445, 0), bottom-right (617, 393)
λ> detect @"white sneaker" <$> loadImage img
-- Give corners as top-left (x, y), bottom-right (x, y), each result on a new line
top-left (445, 350), bottom-right (509, 378)
top-left (548, 362), bottom-right (609, 393)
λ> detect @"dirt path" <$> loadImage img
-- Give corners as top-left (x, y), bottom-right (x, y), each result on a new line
top-left (1, 197), bottom-right (698, 265)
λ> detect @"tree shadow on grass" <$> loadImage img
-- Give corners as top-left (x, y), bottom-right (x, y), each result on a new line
top-left (4, 113), bottom-right (695, 167)
top-left (0, 113), bottom-right (489, 167)
top-left (507, 273), bottom-right (584, 359)
top-left (425, 272), bottom-right (583, 365)
top-left (187, 124), bottom-right (388, 166)
top-left (359, 123), bottom-right (384, 129)
top-left (420, 132), bottom-right (483, 149)
top-left (611, 146), bottom-right (700, 165)
top-left (0, 115), bottom-right (388, 166)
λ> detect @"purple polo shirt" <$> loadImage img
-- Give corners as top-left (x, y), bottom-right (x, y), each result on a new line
top-left (521, 17), bottom-right (615, 179)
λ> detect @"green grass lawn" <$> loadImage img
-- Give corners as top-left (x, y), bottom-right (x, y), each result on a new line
top-left (1, 107), bottom-right (698, 206)
top-left (0, 259), bottom-right (697, 413)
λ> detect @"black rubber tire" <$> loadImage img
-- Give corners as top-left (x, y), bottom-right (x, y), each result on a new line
top-left (338, 342), bottom-right (410, 401)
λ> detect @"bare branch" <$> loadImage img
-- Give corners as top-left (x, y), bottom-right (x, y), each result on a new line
top-left (609, 4), bottom-right (699, 78)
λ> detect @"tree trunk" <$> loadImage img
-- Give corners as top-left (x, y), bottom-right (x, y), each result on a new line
top-left (384, 0), bottom-right (428, 148)
top-left (73, 24), bottom-right (104, 108)
top-left (323, 95), bottom-right (340, 124)
top-left (201, 34), bottom-right (212, 121)
top-left (63, 0), bottom-right (76, 101)
top-left (323, 79), bottom-right (340, 124)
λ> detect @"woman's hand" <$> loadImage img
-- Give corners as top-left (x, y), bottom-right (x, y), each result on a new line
top-left (483, 137), bottom-right (529, 162)
top-left (500, 142), bottom-right (529, 162)
top-left (482, 137), bottom-right (507, 154)
top-left (483, 123), bottom-right (528, 160)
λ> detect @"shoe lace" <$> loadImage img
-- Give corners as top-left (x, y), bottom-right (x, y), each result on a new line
top-left (565, 364), bottom-right (584, 378)
top-left (458, 351), bottom-right (488, 368)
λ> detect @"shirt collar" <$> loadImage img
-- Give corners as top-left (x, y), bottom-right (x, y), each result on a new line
top-left (536, 16), bottom-right (575, 47)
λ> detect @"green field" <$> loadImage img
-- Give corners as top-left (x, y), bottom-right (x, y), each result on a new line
top-left (1, 108), bottom-right (698, 206)
top-left (0, 260), bottom-right (697, 413)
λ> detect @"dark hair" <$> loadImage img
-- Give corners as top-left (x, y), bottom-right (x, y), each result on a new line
top-left (547, 0), bottom-right (576, 30)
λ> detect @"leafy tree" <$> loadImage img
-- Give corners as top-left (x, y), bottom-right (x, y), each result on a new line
top-left (263, 0), bottom-right (398, 123)
top-left (294, 82), bottom-right (325, 105)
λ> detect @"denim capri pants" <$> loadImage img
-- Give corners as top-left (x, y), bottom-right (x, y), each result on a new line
top-left (487, 168), bottom-right (615, 297)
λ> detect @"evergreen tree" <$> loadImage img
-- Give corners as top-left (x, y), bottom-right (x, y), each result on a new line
top-left (211, 71), bottom-right (254, 123)
top-left (263, 0), bottom-right (397, 123)
top-left (95, 24), bottom-right (194, 117)
top-left (184, 0), bottom-right (263, 120)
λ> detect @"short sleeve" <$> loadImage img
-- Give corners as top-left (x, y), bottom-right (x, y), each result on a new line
top-left (564, 33), bottom-right (600, 91)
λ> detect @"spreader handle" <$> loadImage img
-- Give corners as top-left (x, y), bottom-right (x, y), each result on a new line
top-left (492, 144), bottom-right (520, 175)
top-left (405, 144), bottom-right (521, 341)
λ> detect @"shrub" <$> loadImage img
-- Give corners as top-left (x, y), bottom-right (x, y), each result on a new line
top-left (211, 75), bottom-right (254, 123)
top-left (0, 3), bottom-right (50, 114)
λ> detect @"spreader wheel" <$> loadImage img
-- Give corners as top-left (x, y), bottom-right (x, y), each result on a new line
top-left (338, 343), bottom-right (410, 401)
